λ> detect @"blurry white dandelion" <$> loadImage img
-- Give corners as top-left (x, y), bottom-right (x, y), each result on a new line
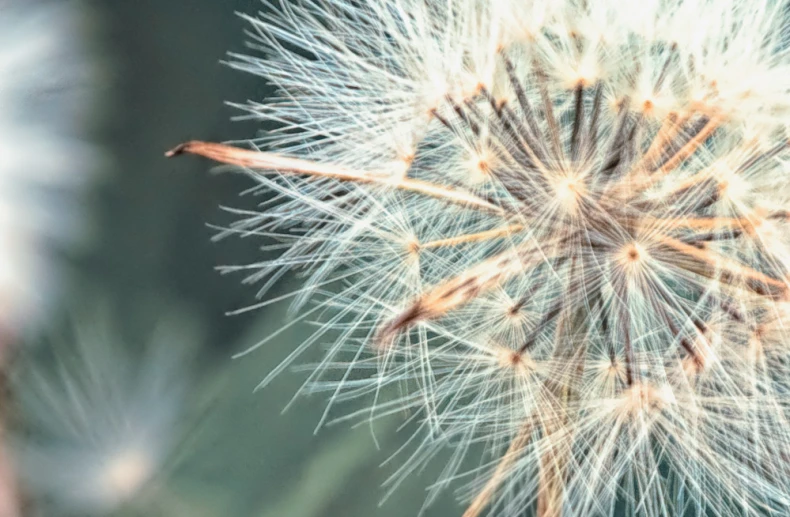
top-left (0, 0), bottom-right (100, 338)
top-left (173, 0), bottom-right (790, 515)
top-left (12, 304), bottom-right (198, 515)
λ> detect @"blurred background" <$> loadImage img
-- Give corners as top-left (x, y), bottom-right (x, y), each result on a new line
top-left (2, 0), bottom-right (460, 516)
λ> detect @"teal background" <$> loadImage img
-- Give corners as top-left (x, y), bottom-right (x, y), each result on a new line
top-left (25, 1), bottom-right (461, 515)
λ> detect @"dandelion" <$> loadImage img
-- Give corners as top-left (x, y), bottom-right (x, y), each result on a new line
top-left (172, 0), bottom-right (790, 515)
top-left (11, 304), bottom-right (198, 515)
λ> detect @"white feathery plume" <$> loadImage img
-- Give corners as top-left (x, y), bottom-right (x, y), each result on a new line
top-left (172, 0), bottom-right (790, 515)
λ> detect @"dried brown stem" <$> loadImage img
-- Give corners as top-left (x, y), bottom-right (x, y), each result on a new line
top-left (463, 420), bottom-right (535, 517)
top-left (656, 116), bottom-right (721, 171)
top-left (533, 58), bottom-right (563, 161)
top-left (644, 215), bottom-right (756, 231)
top-left (641, 114), bottom-right (723, 187)
top-left (655, 234), bottom-right (787, 293)
top-left (537, 437), bottom-right (568, 517)
top-left (655, 167), bottom-right (717, 200)
top-left (633, 112), bottom-right (687, 173)
top-left (377, 241), bottom-right (552, 344)
top-left (166, 141), bottom-right (503, 213)
top-left (420, 224), bottom-right (526, 249)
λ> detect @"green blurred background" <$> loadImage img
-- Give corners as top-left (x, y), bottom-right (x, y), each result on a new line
top-left (21, 1), bottom-right (459, 515)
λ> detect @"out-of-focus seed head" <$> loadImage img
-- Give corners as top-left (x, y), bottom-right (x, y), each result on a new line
top-left (11, 305), bottom-right (198, 515)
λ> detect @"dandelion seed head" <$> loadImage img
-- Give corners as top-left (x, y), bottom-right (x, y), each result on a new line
top-left (179, 0), bottom-right (790, 514)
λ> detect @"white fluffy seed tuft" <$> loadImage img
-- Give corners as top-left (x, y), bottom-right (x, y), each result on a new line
top-left (176, 0), bottom-right (790, 515)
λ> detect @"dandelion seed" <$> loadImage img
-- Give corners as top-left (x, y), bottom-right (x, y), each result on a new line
top-left (174, 0), bottom-right (790, 514)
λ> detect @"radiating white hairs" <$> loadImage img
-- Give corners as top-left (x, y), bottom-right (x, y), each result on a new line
top-left (173, 0), bottom-right (790, 515)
